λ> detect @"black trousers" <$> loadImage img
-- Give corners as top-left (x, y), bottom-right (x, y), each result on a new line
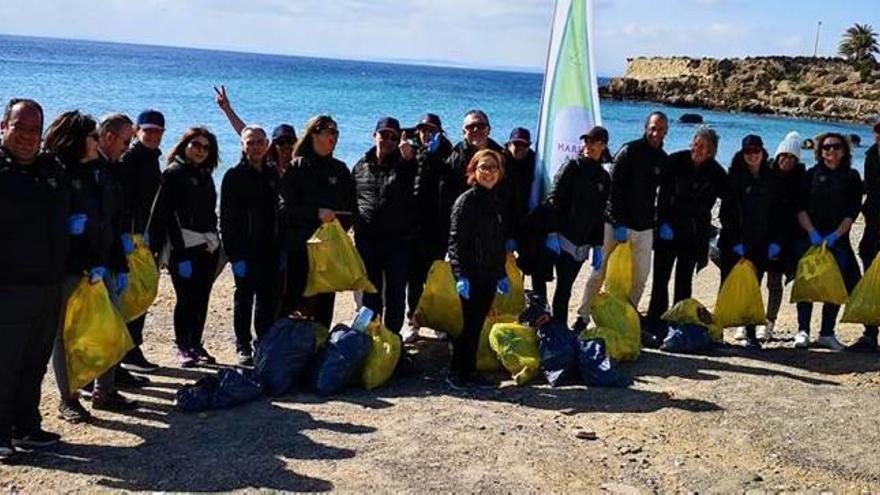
top-left (406, 232), bottom-right (444, 321)
top-left (452, 278), bottom-right (495, 378)
top-left (0, 284), bottom-right (61, 441)
top-left (647, 240), bottom-right (698, 319)
top-left (358, 235), bottom-right (412, 333)
top-left (169, 245), bottom-right (219, 350)
top-left (126, 314), bottom-right (146, 347)
top-left (282, 245), bottom-right (336, 329)
top-left (233, 255), bottom-right (281, 352)
top-left (551, 252), bottom-right (585, 327)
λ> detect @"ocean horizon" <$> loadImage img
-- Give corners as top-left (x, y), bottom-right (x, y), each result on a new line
top-left (0, 33), bottom-right (873, 175)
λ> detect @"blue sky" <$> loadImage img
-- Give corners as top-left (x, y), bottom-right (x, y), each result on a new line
top-left (0, 0), bottom-right (876, 75)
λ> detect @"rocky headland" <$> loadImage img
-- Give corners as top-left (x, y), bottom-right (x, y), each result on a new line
top-left (603, 56), bottom-right (880, 123)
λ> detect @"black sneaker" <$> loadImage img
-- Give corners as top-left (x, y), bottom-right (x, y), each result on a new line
top-left (92, 391), bottom-right (139, 412)
top-left (237, 349), bottom-right (254, 367)
top-left (116, 367), bottom-right (151, 388)
top-left (191, 346), bottom-right (217, 365)
top-left (743, 336), bottom-right (763, 350)
top-left (58, 399), bottom-right (92, 424)
top-left (12, 428), bottom-right (61, 448)
top-left (572, 317), bottom-right (588, 333)
top-left (466, 373), bottom-right (496, 390)
top-left (121, 347), bottom-right (160, 373)
top-left (0, 440), bottom-right (14, 464)
top-left (445, 373), bottom-right (470, 391)
top-left (847, 335), bottom-right (879, 353)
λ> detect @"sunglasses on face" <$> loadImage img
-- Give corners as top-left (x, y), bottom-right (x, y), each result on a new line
top-left (273, 137), bottom-right (295, 147)
top-left (378, 131), bottom-right (399, 141)
top-left (743, 147), bottom-right (763, 155)
top-left (318, 127), bottom-right (339, 137)
top-left (821, 143), bottom-right (844, 151)
top-left (464, 122), bottom-right (488, 132)
top-left (189, 140), bottom-right (211, 151)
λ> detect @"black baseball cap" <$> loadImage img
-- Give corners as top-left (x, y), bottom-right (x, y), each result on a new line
top-left (741, 134), bottom-right (764, 151)
top-left (136, 109), bottom-right (165, 130)
top-left (271, 124), bottom-right (297, 142)
top-left (580, 126), bottom-right (609, 143)
top-left (375, 117), bottom-right (401, 134)
top-left (416, 113), bottom-right (443, 132)
top-left (508, 127), bottom-right (532, 144)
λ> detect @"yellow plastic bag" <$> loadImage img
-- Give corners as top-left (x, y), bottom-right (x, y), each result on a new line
top-left (361, 321), bottom-right (402, 390)
top-left (588, 292), bottom-right (640, 361)
top-left (64, 277), bottom-right (134, 392)
top-left (579, 326), bottom-right (639, 362)
top-left (489, 322), bottom-right (540, 385)
top-left (476, 314), bottom-right (516, 372)
top-left (790, 244), bottom-right (848, 305)
top-left (491, 254), bottom-right (525, 316)
top-left (604, 241), bottom-right (634, 298)
top-left (713, 259), bottom-right (767, 328)
top-left (661, 298), bottom-right (722, 341)
top-left (304, 220), bottom-right (377, 297)
top-left (413, 260), bottom-right (464, 338)
top-left (120, 234), bottom-right (159, 323)
top-left (842, 255), bottom-right (880, 325)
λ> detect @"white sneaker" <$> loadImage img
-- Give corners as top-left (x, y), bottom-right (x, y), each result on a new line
top-left (733, 327), bottom-right (747, 341)
top-left (815, 335), bottom-right (845, 352)
top-left (756, 320), bottom-right (775, 341)
top-left (400, 325), bottom-right (420, 344)
top-left (794, 331), bottom-right (810, 349)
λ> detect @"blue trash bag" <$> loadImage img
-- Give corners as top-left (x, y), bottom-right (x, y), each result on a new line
top-left (175, 375), bottom-right (218, 413)
top-left (537, 322), bottom-right (579, 387)
top-left (660, 323), bottom-right (714, 354)
top-left (255, 317), bottom-right (318, 396)
top-left (309, 324), bottom-right (372, 396)
top-left (213, 368), bottom-right (263, 409)
top-left (577, 338), bottom-right (632, 388)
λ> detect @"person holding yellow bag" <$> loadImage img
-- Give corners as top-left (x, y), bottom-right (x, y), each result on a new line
top-left (279, 115), bottom-right (356, 328)
top-left (793, 132), bottom-right (864, 351)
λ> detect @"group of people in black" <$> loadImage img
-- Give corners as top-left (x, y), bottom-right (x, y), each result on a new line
top-left (1, 90), bottom-right (878, 462)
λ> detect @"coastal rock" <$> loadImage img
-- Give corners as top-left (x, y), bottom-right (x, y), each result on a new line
top-left (605, 56), bottom-right (880, 123)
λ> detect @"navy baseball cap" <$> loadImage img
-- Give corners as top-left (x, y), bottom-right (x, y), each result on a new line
top-left (271, 124), bottom-right (297, 142)
top-left (580, 126), bottom-right (609, 143)
top-left (375, 117), bottom-right (401, 134)
top-left (741, 134), bottom-right (764, 151)
top-left (508, 127), bottom-right (532, 144)
top-left (136, 109), bottom-right (164, 130)
top-left (416, 113), bottom-right (443, 131)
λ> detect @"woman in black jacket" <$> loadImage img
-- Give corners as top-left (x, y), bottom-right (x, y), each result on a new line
top-left (279, 115), bottom-right (355, 328)
top-left (220, 125), bottom-right (282, 365)
top-left (447, 148), bottom-right (509, 390)
top-left (149, 127), bottom-right (221, 368)
top-left (544, 126), bottom-right (611, 326)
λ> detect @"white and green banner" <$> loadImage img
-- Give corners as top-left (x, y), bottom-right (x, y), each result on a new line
top-left (531, 0), bottom-right (602, 207)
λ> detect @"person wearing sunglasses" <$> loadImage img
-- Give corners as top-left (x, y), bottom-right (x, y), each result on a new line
top-left (352, 117), bottom-right (417, 335)
top-left (446, 149), bottom-right (509, 390)
top-left (849, 117), bottom-right (880, 352)
top-left (149, 127), bottom-right (221, 367)
top-left (543, 126), bottom-right (612, 327)
top-left (279, 115), bottom-right (355, 328)
top-left (793, 132), bottom-right (864, 351)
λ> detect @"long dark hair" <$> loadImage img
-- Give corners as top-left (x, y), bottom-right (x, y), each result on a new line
top-left (814, 132), bottom-right (853, 169)
top-left (292, 115), bottom-right (336, 159)
top-left (43, 110), bottom-right (97, 167)
top-left (166, 126), bottom-right (219, 170)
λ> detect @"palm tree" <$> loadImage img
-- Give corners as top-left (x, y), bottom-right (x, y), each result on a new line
top-left (838, 23), bottom-right (879, 63)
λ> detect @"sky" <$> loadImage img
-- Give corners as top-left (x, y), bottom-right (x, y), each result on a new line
top-left (0, 0), bottom-right (877, 75)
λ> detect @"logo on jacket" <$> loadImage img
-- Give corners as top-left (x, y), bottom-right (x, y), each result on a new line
top-left (328, 176), bottom-right (338, 185)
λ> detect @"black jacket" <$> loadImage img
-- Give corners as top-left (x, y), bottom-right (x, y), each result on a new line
top-left (352, 147), bottom-right (417, 240)
top-left (438, 138), bottom-right (504, 245)
top-left (448, 184), bottom-right (506, 283)
top-left (657, 150), bottom-right (728, 268)
top-left (545, 157), bottom-right (611, 247)
top-left (149, 156), bottom-right (218, 254)
top-left (797, 161), bottom-right (863, 241)
top-left (765, 157), bottom-right (807, 273)
top-left (120, 140), bottom-right (162, 234)
top-left (864, 143), bottom-right (879, 219)
top-left (413, 134), bottom-right (453, 235)
top-left (0, 149), bottom-right (71, 286)
top-left (500, 147), bottom-right (537, 240)
top-left (280, 153), bottom-right (356, 249)
top-left (607, 137), bottom-right (669, 231)
top-left (719, 152), bottom-right (777, 268)
top-left (220, 158), bottom-right (281, 262)
top-left (66, 157), bottom-right (129, 275)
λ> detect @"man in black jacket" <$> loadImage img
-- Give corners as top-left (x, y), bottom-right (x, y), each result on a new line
top-left (353, 117), bottom-right (417, 333)
top-left (119, 109), bottom-right (165, 372)
top-left (0, 99), bottom-right (71, 461)
top-left (850, 116), bottom-right (880, 351)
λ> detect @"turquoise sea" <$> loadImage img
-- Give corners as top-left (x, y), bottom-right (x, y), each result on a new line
top-left (0, 34), bottom-right (873, 175)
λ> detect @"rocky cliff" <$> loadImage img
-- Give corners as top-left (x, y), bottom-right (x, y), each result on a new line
top-left (603, 56), bottom-right (880, 123)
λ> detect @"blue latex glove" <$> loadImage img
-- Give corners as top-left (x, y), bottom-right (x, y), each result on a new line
top-left (824, 232), bottom-right (840, 247)
top-left (808, 230), bottom-right (823, 247)
top-left (116, 272), bottom-right (129, 294)
top-left (178, 260), bottom-right (193, 280)
top-left (89, 266), bottom-right (107, 284)
top-left (659, 223), bottom-right (674, 241)
top-left (768, 243), bottom-right (781, 260)
top-left (232, 260), bottom-right (247, 278)
top-left (496, 277), bottom-right (510, 295)
top-left (613, 225), bottom-right (628, 243)
top-left (456, 277), bottom-right (470, 300)
top-left (505, 239), bottom-right (518, 253)
top-left (733, 243), bottom-right (745, 257)
top-left (427, 132), bottom-right (442, 154)
top-left (68, 214), bottom-right (87, 235)
top-left (545, 233), bottom-right (562, 255)
top-left (279, 251), bottom-right (288, 272)
top-left (591, 246), bottom-right (604, 270)
top-left (121, 234), bottom-right (135, 255)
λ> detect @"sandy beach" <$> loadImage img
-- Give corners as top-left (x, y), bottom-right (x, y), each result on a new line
top-left (1, 222), bottom-right (878, 493)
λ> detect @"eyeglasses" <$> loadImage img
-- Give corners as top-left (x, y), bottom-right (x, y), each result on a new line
top-left (378, 130), bottom-right (398, 141)
top-left (464, 122), bottom-right (488, 132)
top-left (477, 165), bottom-right (500, 173)
top-left (188, 140), bottom-right (211, 151)
top-left (820, 143), bottom-right (844, 152)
